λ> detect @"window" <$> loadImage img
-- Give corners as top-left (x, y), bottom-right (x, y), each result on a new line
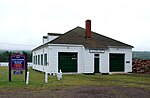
top-left (41, 54), bottom-right (43, 65)
top-left (94, 54), bottom-right (99, 57)
top-left (94, 54), bottom-right (99, 58)
top-left (38, 55), bottom-right (40, 65)
top-left (35, 55), bottom-right (37, 64)
top-left (44, 53), bottom-right (47, 66)
top-left (34, 56), bottom-right (36, 64)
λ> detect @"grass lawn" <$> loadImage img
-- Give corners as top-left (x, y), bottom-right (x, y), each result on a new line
top-left (0, 66), bottom-right (150, 90)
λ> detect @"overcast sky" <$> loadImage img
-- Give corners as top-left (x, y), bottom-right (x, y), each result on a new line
top-left (0, 0), bottom-right (150, 51)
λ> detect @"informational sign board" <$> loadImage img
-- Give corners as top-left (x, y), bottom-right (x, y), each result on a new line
top-left (89, 49), bottom-right (105, 53)
top-left (9, 53), bottom-right (27, 82)
top-left (11, 53), bottom-right (25, 70)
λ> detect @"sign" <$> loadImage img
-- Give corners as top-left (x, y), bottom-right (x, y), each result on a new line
top-left (14, 71), bottom-right (23, 75)
top-left (9, 53), bottom-right (28, 82)
top-left (11, 53), bottom-right (25, 70)
top-left (126, 61), bottom-right (130, 63)
top-left (89, 49), bottom-right (105, 53)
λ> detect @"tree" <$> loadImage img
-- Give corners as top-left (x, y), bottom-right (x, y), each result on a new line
top-left (0, 50), bottom-right (32, 62)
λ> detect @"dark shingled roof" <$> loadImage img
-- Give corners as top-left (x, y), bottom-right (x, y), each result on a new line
top-left (49, 26), bottom-right (133, 49)
top-left (33, 26), bottom-right (133, 51)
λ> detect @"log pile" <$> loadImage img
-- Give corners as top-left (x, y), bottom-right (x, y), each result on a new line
top-left (132, 60), bottom-right (150, 73)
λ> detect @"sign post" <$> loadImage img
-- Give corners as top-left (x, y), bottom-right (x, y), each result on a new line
top-left (9, 54), bottom-right (11, 82)
top-left (24, 53), bottom-right (28, 82)
top-left (9, 53), bottom-right (27, 82)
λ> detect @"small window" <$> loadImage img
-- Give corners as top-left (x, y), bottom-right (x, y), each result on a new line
top-left (38, 55), bottom-right (40, 65)
top-left (94, 54), bottom-right (99, 58)
top-left (35, 55), bottom-right (37, 64)
top-left (41, 54), bottom-right (43, 65)
top-left (44, 53), bottom-right (47, 66)
top-left (95, 54), bottom-right (99, 57)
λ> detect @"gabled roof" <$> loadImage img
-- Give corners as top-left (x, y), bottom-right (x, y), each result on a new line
top-left (33, 26), bottom-right (133, 51)
top-left (49, 26), bottom-right (133, 49)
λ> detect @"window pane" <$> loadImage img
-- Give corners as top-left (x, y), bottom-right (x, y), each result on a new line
top-left (33, 56), bottom-right (35, 64)
top-left (44, 54), bottom-right (47, 66)
top-left (41, 54), bottom-right (43, 65)
top-left (38, 55), bottom-right (40, 65)
top-left (36, 55), bottom-right (37, 64)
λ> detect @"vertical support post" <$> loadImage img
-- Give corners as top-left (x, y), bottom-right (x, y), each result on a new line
top-left (60, 69), bottom-right (62, 80)
top-left (25, 53), bottom-right (28, 82)
top-left (26, 72), bottom-right (29, 84)
top-left (57, 72), bottom-right (60, 80)
top-left (9, 54), bottom-right (11, 82)
top-left (57, 69), bottom-right (62, 80)
top-left (45, 72), bottom-right (48, 83)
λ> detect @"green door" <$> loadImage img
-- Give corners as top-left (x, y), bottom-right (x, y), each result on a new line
top-left (109, 54), bottom-right (125, 72)
top-left (94, 54), bottom-right (99, 73)
top-left (58, 52), bottom-right (77, 72)
top-left (94, 58), bottom-right (99, 73)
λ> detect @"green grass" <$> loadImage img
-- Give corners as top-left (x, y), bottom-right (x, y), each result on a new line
top-left (0, 66), bottom-right (150, 90)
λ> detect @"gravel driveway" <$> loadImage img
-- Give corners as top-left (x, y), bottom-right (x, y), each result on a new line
top-left (0, 86), bottom-right (149, 98)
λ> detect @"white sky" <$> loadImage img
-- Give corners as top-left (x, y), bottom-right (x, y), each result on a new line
top-left (0, 0), bottom-right (150, 51)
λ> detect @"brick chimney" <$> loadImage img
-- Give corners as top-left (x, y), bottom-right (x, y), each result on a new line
top-left (85, 20), bottom-right (91, 38)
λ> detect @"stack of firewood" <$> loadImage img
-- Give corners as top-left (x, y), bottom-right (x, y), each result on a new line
top-left (132, 60), bottom-right (150, 73)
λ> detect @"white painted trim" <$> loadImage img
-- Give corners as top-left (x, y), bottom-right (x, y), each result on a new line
top-left (107, 46), bottom-right (133, 49)
top-left (109, 72), bottom-right (131, 74)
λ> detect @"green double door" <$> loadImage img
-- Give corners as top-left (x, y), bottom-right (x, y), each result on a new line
top-left (58, 52), bottom-right (77, 72)
top-left (109, 53), bottom-right (125, 72)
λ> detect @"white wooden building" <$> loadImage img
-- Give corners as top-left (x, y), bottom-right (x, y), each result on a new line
top-left (32, 20), bottom-right (133, 74)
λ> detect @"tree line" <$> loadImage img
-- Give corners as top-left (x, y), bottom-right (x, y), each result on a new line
top-left (0, 51), bottom-right (32, 62)
top-left (132, 51), bottom-right (150, 60)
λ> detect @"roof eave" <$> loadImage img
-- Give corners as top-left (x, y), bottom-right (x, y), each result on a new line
top-left (32, 43), bottom-right (48, 51)
top-left (107, 46), bottom-right (133, 49)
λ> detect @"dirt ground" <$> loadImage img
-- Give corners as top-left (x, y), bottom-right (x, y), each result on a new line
top-left (0, 86), bottom-right (149, 98)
